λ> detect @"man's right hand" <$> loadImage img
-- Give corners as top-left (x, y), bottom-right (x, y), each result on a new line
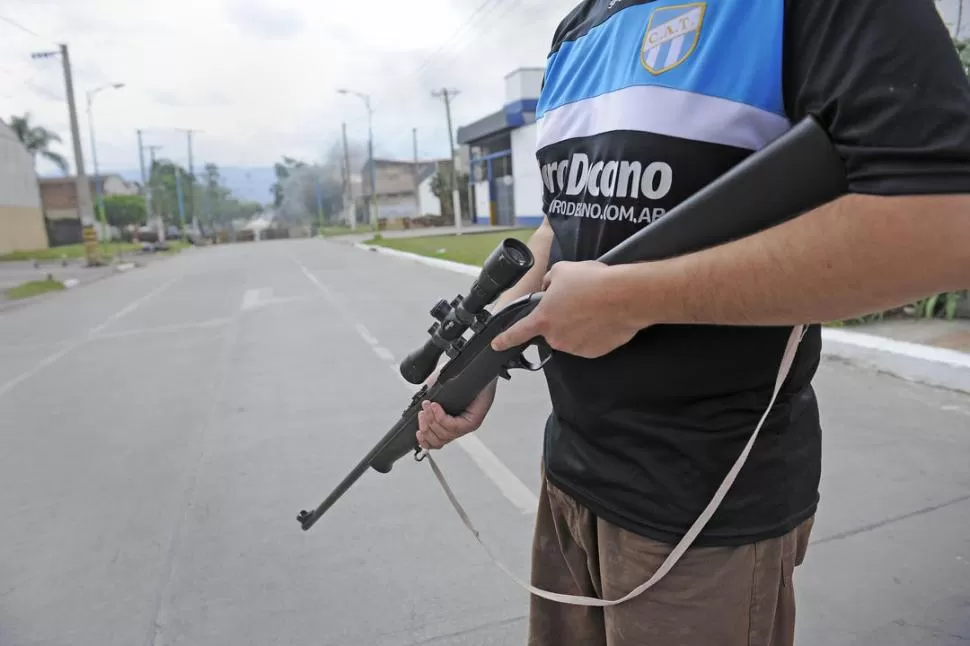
top-left (415, 216), bottom-right (553, 452)
top-left (416, 374), bottom-right (498, 450)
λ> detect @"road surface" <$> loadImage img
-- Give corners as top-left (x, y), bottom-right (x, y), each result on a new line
top-left (0, 239), bottom-right (967, 646)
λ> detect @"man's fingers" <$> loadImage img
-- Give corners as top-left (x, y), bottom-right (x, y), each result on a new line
top-left (541, 268), bottom-right (554, 291)
top-left (491, 314), bottom-right (542, 352)
top-left (417, 401), bottom-right (466, 450)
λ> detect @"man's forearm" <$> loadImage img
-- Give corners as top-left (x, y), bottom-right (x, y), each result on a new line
top-left (494, 218), bottom-right (554, 310)
top-left (613, 194), bottom-right (970, 327)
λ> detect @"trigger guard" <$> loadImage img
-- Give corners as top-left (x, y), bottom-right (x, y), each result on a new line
top-left (535, 339), bottom-right (553, 365)
top-left (513, 339), bottom-right (553, 372)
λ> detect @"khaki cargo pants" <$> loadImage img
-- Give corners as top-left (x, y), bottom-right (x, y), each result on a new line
top-left (528, 474), bottom-right (814, 646)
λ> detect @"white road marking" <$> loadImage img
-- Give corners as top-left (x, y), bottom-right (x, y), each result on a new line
top-left (0, 277), bottom-right (178, 401)
top-left (373, 346), bottom-right (395, 362)
top-left (240, 287), bottom-right (306, 313)
top-left (0, 340), bottom-right (72, 355)
top-left (299, 265), bottom-right (339, 305)
top-left (453, 435), bottom-right (538, 514)
top-left (355, 324), bottom-right (379, 346)
top-left (240, 288), bottom-right (266, 311)
top-left (90, 317), bottom-right (232, 342)
top-left (941, 404), bottom-right (970, 416)
top-left (89, 278), bottom-right (177, 336)
top-left (0, 343), bottom-right (80, 400)
top-left (295, 257), bottom-right (538, 514)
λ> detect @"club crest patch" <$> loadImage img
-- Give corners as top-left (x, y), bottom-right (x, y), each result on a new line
top-left (640, 2), bottom-right (707, 75)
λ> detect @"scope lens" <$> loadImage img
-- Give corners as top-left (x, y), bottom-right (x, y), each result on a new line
top-left (502, 239), bottom-right (531, 266)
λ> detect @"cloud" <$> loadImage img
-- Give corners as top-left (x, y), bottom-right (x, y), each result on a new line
top-left (223, 0), bottom-right (305, 40)
top-left (0, 0), bottom-right (573, 180)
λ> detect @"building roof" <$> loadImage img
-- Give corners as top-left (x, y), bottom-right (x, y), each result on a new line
top-left (456, 98), bottom-right (538, 146)
top-left (38, 173), bottom-right (134, 185)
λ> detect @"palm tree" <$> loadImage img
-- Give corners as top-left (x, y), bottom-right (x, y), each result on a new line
top-left (7, 112), bottom-right (69, 174)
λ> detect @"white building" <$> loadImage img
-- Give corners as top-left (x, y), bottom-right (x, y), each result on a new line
top-left (357, 159), bottom-right (449, 226)
top-left (0, 119), bottom-right (48, 253)
top-left (456, 67), bottom-right (545, 228)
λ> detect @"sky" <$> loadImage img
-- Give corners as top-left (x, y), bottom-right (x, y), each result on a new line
top-left (0, 0), bottom-right (574, 178)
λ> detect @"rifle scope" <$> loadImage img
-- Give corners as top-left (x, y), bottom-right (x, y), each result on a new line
top-left (399, 237), bottom-right (534, 385)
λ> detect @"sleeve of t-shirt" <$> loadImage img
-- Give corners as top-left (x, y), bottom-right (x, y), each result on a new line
top-left (783, 0), bottom-right (970, 195)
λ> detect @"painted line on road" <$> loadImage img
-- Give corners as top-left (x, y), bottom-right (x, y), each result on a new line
top-left (240, 288), bottom-right (265, 312)
top-left (355, 323), bottom-right (379, 346)
top-left (294, 257), bottom-right (538, 514)
top-left (89, 278), bottom-right (178, 336)
top-left (449, 435), bottom-right (538, 514)
top-left (373, 346), bottom-right (395, 362)
top-left (0, 277), bottom-right (178, 401)
top-left (90, 317), bottom-right (232, 342)
top-left (0, 339), bottom-right (73, 355)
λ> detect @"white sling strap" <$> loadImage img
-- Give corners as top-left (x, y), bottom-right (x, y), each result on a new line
top-left (423, 324), bottom-right (807, 607)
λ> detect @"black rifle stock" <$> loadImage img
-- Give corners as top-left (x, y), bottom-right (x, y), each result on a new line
top-left (296, 115), bottom-right (848, 532)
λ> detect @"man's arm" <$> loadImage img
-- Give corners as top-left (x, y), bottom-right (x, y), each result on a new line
top-left (493, 0), bottom-right (970, 359)
top-left (612, 193), bottom-right (970, 327)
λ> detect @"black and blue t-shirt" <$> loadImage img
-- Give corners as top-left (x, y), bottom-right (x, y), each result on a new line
top-left (534, 0), bottom-right (970, 546)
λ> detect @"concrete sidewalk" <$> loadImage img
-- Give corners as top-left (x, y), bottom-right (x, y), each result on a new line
top-left (852, 317), bottom-right (970, 353)
top-left (325, 223), bottom-right (520, 246)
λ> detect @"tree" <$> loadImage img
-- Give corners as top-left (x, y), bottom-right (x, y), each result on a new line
top-left (430, 169), bottom-right (471, 220)
top-left (148, 159), bottom-right (195, 227)
top-left (7, 112), bottom-right (69, 173)
top-left (103, 194), bottom-right (147, 228)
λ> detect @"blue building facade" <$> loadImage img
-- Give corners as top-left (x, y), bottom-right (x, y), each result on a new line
top-left (456, 68), bottom-right (545, 228)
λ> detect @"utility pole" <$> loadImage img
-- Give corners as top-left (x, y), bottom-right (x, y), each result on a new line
top-left (174, 166), bottom-right (187, 238)
top-left (32, 44), bottom-right (102, 265)
top-left (178, 128), bottom-right (199, 234)
top-left (337, 89), bottom-right (378, 231)
top-left (86, 83), bottom-right (125, 244)
top-left (412, 127), bottom-right (421, 219)
top-left (136, 130), bottom-right (151, 231)
top-left (147, 145), bottom-right (163, 239)
top-left (341, 122), bottom-right (355, 230)
top-left (315, 176), bottom-right (325, 234)
top-left (432, 88), bottom-right (462, 235)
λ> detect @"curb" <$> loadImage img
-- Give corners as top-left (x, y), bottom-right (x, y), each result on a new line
top-left (355, 242), bottom-right (481, 277)
top-left (354, 243), bottom-right (970, 394)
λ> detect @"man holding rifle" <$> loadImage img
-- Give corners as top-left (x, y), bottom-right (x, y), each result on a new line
top-left (417, 0), bottom-right (970, 644)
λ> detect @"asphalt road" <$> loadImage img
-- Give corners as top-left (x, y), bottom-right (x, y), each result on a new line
top-left (0, 239), bottom-right (967, 646)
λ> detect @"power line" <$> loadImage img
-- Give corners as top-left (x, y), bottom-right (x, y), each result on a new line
top-left (0, 14), bottom-right (47, 40)
top-left (342, 0), bottom-right (519, 127)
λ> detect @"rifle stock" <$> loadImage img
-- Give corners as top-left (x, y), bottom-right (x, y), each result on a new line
top-left (296, 115), bottom-right (848, 532)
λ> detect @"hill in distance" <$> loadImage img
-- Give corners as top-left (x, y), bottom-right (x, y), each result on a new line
top-left (115, 166), bottom-right (276, 205)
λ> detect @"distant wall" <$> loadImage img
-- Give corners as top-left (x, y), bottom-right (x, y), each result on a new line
top-left (0, 121), bottom-right (48, 253)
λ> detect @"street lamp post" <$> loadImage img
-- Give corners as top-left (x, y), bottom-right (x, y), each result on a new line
top-left (338, 89), bottom-right (379, 232)
top-left (87, 82), bottom-right (125, 243)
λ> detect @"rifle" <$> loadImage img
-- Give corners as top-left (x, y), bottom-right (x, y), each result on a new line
top-left (297, 115), bottom-right (848, 532)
